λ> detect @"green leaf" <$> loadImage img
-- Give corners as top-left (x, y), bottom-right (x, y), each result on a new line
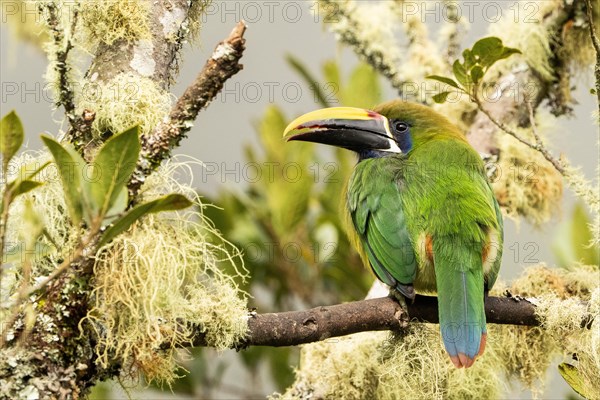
top-left (343, 63), bottom-right (381, 108)
top-left (98, 194), bottom-right (193, 248)
top-left (4, 242), bottom-right (53, 265)
top-left (268, 170), bottom-right (313, 235)
top-left (552, 202), bottom-right (599, 268)
top-left (470, 66), bottom-right (484, 85)
top-left (432, 92), bottom-right (451, 104)
top-left (89, 126), bottom-right (140, 219)
top-left (461, 48), bottom-right (476, 70)
top-left (1, 111), bottom-right (24, 172)
top-left (41, 135), bottom-right (85, 225)
top-left (103, 186), bottom-right (128, 225)
top-left (259, 106), bottom-right (293, 164)
top-left (499, 46), bottom-right (522, 60)
top-left (472, 37), bottom-right (504, 67)
top-left (558, 363), bottom-right (590, 399)
top-left (21, 199), bottom-right (44, 245)
top-left (10, 180), bottom-right (43, 197)
top-left (452, 60), bottom-right (470, 88)
top-left (570, 204), bottom-right (599, 266)
top-left (472, 37), bottom-right (521, 69)
top-left (322, 60), bottom-right (341, 92)
top-left (286, 54), bottom-right (332, 108)
top-left (19, 160), bottom-right (50, 181)
top-left (426, 75), bottom-right (460, 89)
top-left (322, 60), bottom-right (341, 104)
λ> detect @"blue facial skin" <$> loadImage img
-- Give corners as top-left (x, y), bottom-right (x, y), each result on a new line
top-left (358, 120), bottom-right (413, 161)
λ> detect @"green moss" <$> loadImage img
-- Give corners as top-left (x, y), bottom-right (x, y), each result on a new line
top-left (2, 154), bottom-right (249, 387)
top-left (378, 326), bottom-right (503, 400)
top-left (3, 151), bottom-right (79, 281)
top-left (187, 0), bottom-right (212, 43)
top-left (559, 0), bottom-right (600, 76)
top-left (279, 332), bottom-right (385, 400)
top-left (487, 1), bottom-right (559, 82)
top-left (511, 264), bottom-right (599, 299)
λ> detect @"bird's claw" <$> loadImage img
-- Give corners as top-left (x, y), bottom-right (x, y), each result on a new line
top-left (389, 290), bottom-right (410, 327)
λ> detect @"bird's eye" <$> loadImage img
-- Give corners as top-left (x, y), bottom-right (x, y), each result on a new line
top-left (394, 121), bottom-right (409, 133)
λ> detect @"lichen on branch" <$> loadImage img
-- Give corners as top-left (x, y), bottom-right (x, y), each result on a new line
top-left (128, 21), bottom-right (247, 197)
top-left (86, 160), bottom-right (249, 385)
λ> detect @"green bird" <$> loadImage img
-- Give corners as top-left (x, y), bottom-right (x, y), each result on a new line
top-left (283, 100), bottom-right (503, 368)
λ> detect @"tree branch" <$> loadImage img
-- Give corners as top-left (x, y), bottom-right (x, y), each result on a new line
top-left (43, 2), bottom-right (77, 115)
top-left (317, 0), bottom-right (407, 96)
top-left (473, 96), bottom-right (566, 174)
top-left (189, 295), bottom-right (541, 348)
top-left (128, 21), bottom-right (247, 196)
top-left (42, 1), bottom-right (91, 147)
top-left (584, 0), bottom-right (600, 113)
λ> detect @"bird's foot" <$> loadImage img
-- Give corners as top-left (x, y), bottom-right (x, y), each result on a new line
top-left (389, 290), bottom-right (411, 328)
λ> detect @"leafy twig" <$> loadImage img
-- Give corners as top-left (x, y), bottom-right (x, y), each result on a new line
top-left (476, 95), bottom-right (599, 219)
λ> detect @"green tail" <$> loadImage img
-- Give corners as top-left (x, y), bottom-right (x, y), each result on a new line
top-left (433, 237), bottom-right (486, 367)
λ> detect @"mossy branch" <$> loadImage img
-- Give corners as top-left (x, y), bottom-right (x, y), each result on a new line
top-left (317, 0), bottom-right (407, 96)
top-left (188, 294), bottom-right (546, 348)
top-left (43, 2), bottom-right (78, 119)
top-left (584, 0), bottom-right (600, 112)
top-left (42, 1), bottom-right (96, 151)
top-left (128, 21), bottom-right (247, 197)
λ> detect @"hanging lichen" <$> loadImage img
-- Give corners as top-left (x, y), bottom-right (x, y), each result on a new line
top-left (76, 73), bottom-right (172, 138)
top-left (1, 153), bottom-right (250, 387)
top-left (84, 159), bottom-right (249, 385)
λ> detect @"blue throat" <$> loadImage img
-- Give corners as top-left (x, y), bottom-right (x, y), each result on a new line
top-left (357, 129), bottom-right (413, 161)
top-left (357, 149), bottom-right (392, 161)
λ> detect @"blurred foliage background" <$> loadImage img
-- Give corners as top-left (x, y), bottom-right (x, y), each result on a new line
top-left (81, 52), bottom-right (599, 399)
top-left (141, 57), bottom-right (599, 398)
top-left (190, 59), bottom-right (383, 397)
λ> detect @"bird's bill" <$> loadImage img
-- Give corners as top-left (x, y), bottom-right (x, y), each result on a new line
top-left (283, 107), bottom-right (401, 153)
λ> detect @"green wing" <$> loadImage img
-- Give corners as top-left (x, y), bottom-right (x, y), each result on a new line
top-left (485, 181), bottom-right (504, 291)
top-left (347, 157), bottom-right (417, 297)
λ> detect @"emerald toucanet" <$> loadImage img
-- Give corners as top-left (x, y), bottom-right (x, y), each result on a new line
top-left (283, 100), bottom-right (503, 368)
